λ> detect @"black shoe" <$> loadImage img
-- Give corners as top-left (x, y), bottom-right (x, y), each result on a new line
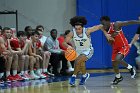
top-left (0, 76), bottom-right (6, 84)
top-left (129, 67), bottom-right (136, 79)
top-left (111, 76), bottom-right (123, 85)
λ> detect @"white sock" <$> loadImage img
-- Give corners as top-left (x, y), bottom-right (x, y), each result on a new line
top-left (127, 64), bottom-right (132, 69)
top-left (0, 73), bottom-right (4, 78)
top-left (30, 70), bottom-right (35, 75)
top-left (43, 69), bottom-right (46, 73)
top-left (21, 71), bottom-right (24, 75)
top-left (116, 73), bottom-right (121, 78)
top-left (13, 70), bottom-right (17, 76)
top-left (45, 69), bottom-right (48, 72)
top-left (37, 69), bottom-right (41, 74)
top-left (72, 74), bottom-right (76, 77)
top-left (6, 71), bottom-right (10, 77)
top-left (24, 71), bottom-right (28, 74)
top-left (82, 73), bottom-right (87, 77)
top-left (40, 69), bottom-right (42, 73)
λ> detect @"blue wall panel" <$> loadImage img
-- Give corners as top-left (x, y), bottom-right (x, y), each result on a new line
top-left (77, 0), bottom-right (140, 69)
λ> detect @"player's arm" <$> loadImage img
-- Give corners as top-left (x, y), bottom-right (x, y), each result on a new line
top-left (115, 20), bottom-right (140, 29)
top-left (7, 39), bottom-right (21, 54)
top-left (86, 24), bottom-right (103, 35)
top-left (28, 42), bottom-right (37, 57)
top-left (101, 28), bottom-right (114, 41)
top-left (63, 31), bottom-right (73, 49)
top-left (0, 37), bottom-right (10, 55)
top-left (22, 39), bottom-right (30, 54)
top-left (129, 34), bottom-right (139, 47)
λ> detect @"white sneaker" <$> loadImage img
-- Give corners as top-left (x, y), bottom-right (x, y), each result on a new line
top-left (36, 73), bottom-right (46, 79)
top-left (21, 74), bottom-right (30, 81)
top-left (47, 72), bottom-right (54, 76)
top-left (68, 68), bottom-right (74, 72)
top-left (30, 73), bottom-right (40, 79)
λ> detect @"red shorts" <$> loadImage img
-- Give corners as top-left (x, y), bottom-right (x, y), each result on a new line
top-left (112, 45), bottom-right (130, 61)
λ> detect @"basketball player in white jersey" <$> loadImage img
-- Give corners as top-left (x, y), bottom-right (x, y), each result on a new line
top-left (63, 16), bottom-right (103, 86)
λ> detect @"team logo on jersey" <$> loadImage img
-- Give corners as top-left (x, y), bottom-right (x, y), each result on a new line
top-left (81, 39), bottom-right (86, 42)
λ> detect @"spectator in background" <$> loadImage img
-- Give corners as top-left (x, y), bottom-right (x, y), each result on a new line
top-left (0, 26), bottom-right (2, 35)
top-left (36, 25), bottom-right (47, 46)
top-left (129, 15), bottom-right (140, 70)
top-left (133, 41), bottom-right (140, 70)
top-left (28, 31), bottom-right (46, 79)
top-left (36, 26), bottom-right (53, 76)
top-left (44, 29), bottom-right (68, 76)
top-left (57, 30), bottom-right (74, 72)
top-left (24, 26), bottom-right (33, 39)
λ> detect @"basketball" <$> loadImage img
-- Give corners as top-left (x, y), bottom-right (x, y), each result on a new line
top-left (65, 48), bottom-right (77, 61)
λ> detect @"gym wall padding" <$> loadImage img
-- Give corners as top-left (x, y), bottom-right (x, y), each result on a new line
top-left (77, 0), bottom-right (140, 69)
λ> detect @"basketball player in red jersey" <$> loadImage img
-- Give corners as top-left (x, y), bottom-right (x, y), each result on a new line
top-left (16, 31), bottom-right (32, 80)
top-left (100, 16), bottom-right (140, 85)
top-left (0, 27), bottom-right (22, 82)
top-left (28, 31), bottom-right (46, 79)
top-left (0, 27), bottom-right (12, 83)
top-left (36, 29), bottom-right (53, 77)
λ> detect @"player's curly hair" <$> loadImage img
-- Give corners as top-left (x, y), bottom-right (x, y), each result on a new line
top-left (70, 16), bottom-right (87, 27)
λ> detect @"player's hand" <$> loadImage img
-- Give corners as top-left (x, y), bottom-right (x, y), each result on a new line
top-left (60, 50), bottom-right (65, 55)
top-left (48, 51), bottom-right (51, 55)
top-left (3, 50), bottom-right (12, 56)
top-left (36, 55), bottom-right (43, 60)
top-left (18, 51), bottom-right (23, 55)
top-left (106, 34), bottom-right (115, 41)
top-left (67, 45), bottom-right (73, 50)
top-left (128, 44), bottom-right (132, 48)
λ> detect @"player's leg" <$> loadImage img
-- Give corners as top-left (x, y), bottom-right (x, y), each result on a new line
top-left (29, 56), bottom-right (39, 79)
top-left (78, 49), bottom-right (93, 85)
top-left (12, 54), bottom-right (23, 81)
top-left (35, 57), bottom-right (46, 78)
top-left (69, 55), bottom-right (81, 86)
top-left (69, 54), bottom-right (89, 85)
top-left (136, 56), bottom-right (140, 70)
top-left (5, 54), bottom-right (15, 82)
top-left (119, 46), bottom-right (136, 78)
top-left (50, 53), bottom-right (61, 76)
top-left (18, 55), bottom-right (25, 75)
top-left (0, 56), bottom-right (6, 83)
top-left (60, 54), bottom-right (68, 76)
top-left (23, 55), bottom-right (30, 80)
top-left (67, 61), bottom-right (74, 72)
top-left (43, 51), bottom-right (54, 76)
top-left (111, 53), bottom-right (123, 85)
top-left (78, 55), bottom-right (90, 85)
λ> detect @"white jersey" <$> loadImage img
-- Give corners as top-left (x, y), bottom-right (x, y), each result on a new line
top-left (72, 27), bottom-right (93, 59)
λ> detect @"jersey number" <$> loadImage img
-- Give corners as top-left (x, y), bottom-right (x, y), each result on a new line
top-left (79, 42), bottom-right (84, 46)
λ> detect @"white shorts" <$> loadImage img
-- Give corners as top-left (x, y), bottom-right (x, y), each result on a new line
top-left (76, 48), bottom-right (94, 59)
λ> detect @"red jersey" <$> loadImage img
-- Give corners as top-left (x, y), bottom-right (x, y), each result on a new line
top-left (36, 40), bottom-right (42, 49)
top-left (10, 37), bottom-right (20, 50)
top-left (19, 40), bottom-right (25, 49)
top-left (108, 23), bottom-right (128, 48)
top-left (57, 36), bottom-right (72, 50)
